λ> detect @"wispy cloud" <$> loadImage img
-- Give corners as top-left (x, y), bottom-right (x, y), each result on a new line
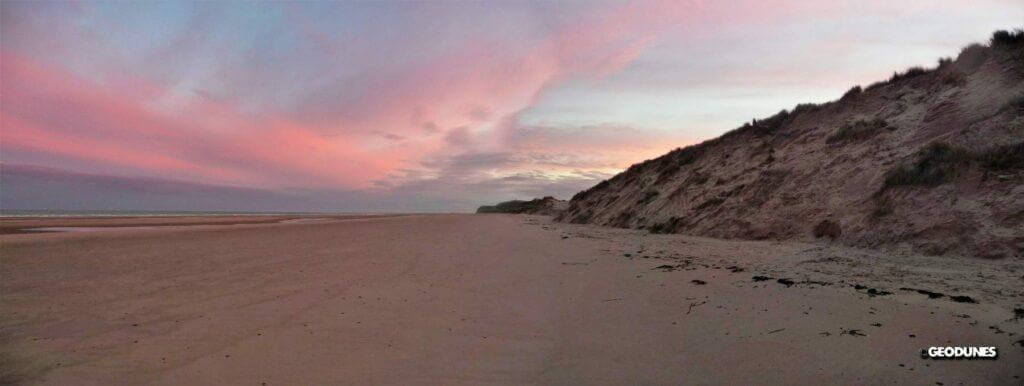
top-left (2, 0), bottom-right (1021, 211)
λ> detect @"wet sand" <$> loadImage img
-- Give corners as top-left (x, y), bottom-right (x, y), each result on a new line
top-left (1, 214), bottom-right (1021, 384)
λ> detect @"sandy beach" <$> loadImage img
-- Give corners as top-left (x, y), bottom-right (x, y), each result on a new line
top-left (1, 214), bottom-right (1022, 385)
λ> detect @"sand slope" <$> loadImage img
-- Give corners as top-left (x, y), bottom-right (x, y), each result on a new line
top-left (556, 37), bottom-right (1024, 258)
top-left (1, 215), bottom-right (1022, 384)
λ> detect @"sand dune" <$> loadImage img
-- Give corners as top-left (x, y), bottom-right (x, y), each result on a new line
top-left (1, 215), bottom-right (1021, 384)
top-left (557, 35), bottom-right (1024, 258)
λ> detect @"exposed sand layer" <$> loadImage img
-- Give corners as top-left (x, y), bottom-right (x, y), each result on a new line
top-left (1, 214), bottom-right (1022, 384)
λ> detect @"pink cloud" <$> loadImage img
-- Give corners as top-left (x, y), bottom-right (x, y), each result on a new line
top-left (1, 53), bottom-right (395, 189)
top-left (2, 112), bottom-right (230, 178)
top-left (6, 0), bottom-right (993, 204)
top-left (1, 1), bottom-right (738, 194)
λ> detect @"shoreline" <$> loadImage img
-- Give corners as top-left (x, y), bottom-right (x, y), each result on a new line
top-left (0, 214), bottom-right (410, 234)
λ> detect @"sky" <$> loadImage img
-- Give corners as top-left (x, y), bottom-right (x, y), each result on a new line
top-left (2, 0), bottom-right (1022, 213)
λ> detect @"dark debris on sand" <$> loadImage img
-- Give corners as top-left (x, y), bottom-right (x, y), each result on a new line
top-left (866, 288), bottom-right (893, 297)
top-left (900, 287), bottom-right (945, 299)
top-left (839, 328), bottom-right (866, 337)
top-left (851, 284), bottom-right (891, 296)
top-left (898, 287), bottom-right (977, 303)
top-left (653, 264), bottom-right (682, 272)
top-left (949, 295), bottom-right (977, 304)
top-left (799, 280), bottom-right (832, 287)
top-left (851, 284), bottom-right (892, 296)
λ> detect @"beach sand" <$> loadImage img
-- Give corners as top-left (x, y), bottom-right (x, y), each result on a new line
top-left (1, 214), bottom-right (1021, 384)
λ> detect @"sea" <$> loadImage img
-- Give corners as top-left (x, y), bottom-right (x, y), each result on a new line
top-left (0, 209), bottom-right (371, 218)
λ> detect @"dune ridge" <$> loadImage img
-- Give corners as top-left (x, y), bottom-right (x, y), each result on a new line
top-left (476, 196), bottom-right (568, 215)
top-left (555, 31), bottom-right (1024, 258)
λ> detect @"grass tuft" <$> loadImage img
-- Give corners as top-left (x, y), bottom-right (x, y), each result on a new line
top-left (883, 143), bottom-right (973, 188)
top-left (881, 142), bottom-right (1024, 190)
top-left (990, 29), bottom-right (1024, 47)
top-left (826, 118), bottom-right (889, 144)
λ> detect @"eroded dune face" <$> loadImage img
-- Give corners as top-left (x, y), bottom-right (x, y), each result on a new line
top-left (557, 35), bottom-right (1024, 258)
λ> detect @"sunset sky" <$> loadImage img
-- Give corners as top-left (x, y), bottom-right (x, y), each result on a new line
top-left (2, 1), bottom-right (1022, 212)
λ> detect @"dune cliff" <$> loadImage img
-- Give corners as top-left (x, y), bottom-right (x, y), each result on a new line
top-left (556, 31), bottom-right (1024, 258)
